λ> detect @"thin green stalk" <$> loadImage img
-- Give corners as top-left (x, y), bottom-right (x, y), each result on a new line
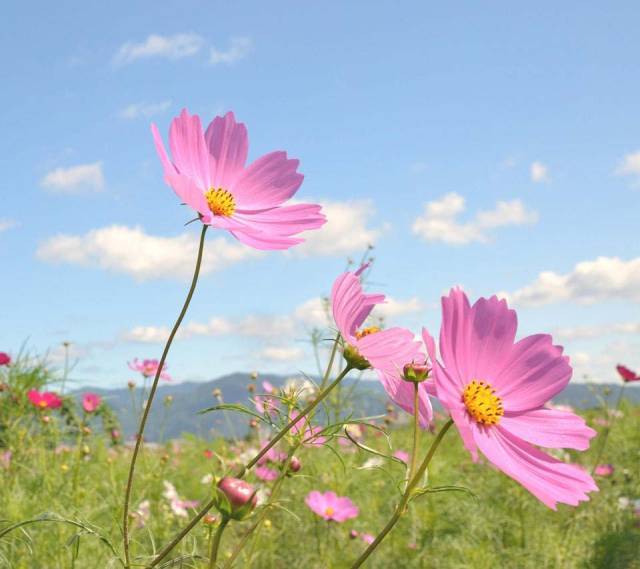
top-left (350, 419), bottom-right (454, 568)
top-left (408, 383), bottom-right (420, 482)
top-left (122, 224), bottom-right (208, 568)
top-left (319, 333), bottom-right (340, 391)
top-left (149, 365), bottom-right (353, 567)
top-left (208, 518), bottom-right (229, 569)
top-left (589, 382), bottom-right (626, 475)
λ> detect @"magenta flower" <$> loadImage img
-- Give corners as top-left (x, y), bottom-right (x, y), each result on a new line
top-left (128, 358), bottom-right (171, 381)
top-left (305, 491), bottom-right (359, 522)
top-left (0, 352), bottom-right (10, 366)
top-left (424, 288), bottom-right (598, 509)
top-left (255, 466), bottom-right (279, 481)
top-left (28, 390), bottom-right (62, 410)
top-left (152, 109), bottom-right (326, 249)
top-left (82, 393), bottom-right (101, 413)
top-left (256, 442), bottom-right (287, 466)
top-left (616, 364), bottom-right (639, 383)
top-left (594, 464), bottom-right (614, 477)
top-left (331, 266), bottom-right (433, 427)
top-left (290, 411), bottom-right (327, 446)
top-left (393, 450), bottom-right (410, 463)
top-left (361, 533), bottom-right (375, 545)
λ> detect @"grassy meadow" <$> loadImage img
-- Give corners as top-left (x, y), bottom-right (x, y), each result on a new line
top-left (0, 357), bottom-right (639, 569)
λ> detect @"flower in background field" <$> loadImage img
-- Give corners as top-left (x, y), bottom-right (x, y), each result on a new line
top-left (393, 450), bottom-right (410, 464)
top-left (616, 364), bottom-right (639, 383)
top-left (27, 390), bottom-right (62, 410)
top-left (82, 393), bottom-right (101, 413)
top-left (203, 449), bottom-right (214, 459)
top-left (0, 352), bottom-right (10, 366)
top-left (131, 500), bottom-right (151, 529)
top-left (361, 533), bottom-right (375, 545)
top-left (290, 411), bottom-right (327, 446)
top-left (255, 466), bottom-right (279, 481)
top-left (594, 464), bottom-right (614, 477)
top-left (128, 358), bottom-right (171, 381)
top-left (162, 481), bottom-right (199, 518)
top-left (305, 491), bottom-right (359, 522)
top-left (0, 450), bottom-right (11, 469)
top-left (256, 442), bottom-right (287, 466)
top-left (331, 266), bottom-right (433, 427)
top-left (152, 109), bottom-right (326, 249)
top-left (425, 288), bottom-right (598, 509)
top-left (254, 382), bottom-right (280, 416)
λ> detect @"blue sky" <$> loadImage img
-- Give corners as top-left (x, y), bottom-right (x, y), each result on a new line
top-left (1, 1), bottom-right (638, 388)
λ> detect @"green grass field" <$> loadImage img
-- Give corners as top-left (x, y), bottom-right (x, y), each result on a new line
top-left (1, 359), bottom-right (639, 569)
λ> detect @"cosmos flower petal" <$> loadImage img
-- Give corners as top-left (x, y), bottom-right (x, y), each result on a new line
top-left (500, 409), bottom-right (597, 451)
top-left (168, 109), bottom-right (212, 189)
top-left (204, 111), bottom-right (248, 190)
top-left (233, 203), bottom-right (326, 236)
top-left (475, 427), bottom-right (598, 510)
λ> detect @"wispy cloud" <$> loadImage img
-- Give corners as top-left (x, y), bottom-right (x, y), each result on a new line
top-left (37, 225), bottom-right (260, 281)
top-left (41, 162), bottom-right (105, 194)
top-left (0, 219), bottom-right (17, 233)
top-left (500, 256), bottom-right (640, 307)
top-left (554, 321), bottom-right (640, 341)
top-left (615, 150), bottom-right (640, 186)
top-left (412, 192), bottom-right (538, 245)
top-left (210, 37), bottom-right (252, 65)
top-left (119, 100), bottom-right (172, 120)
top-left (258, 346), bottom-right (305, 362)
top-left (113, 33), bottom-right (205, 66)
top-left (530, 161), bottom-right (549, 183)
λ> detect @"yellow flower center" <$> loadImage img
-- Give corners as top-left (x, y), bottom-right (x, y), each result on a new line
top-left (355, 326), bottom-right (381, 340)
top-left (462, 380), bottom-right (504, 425)
top-left (38, 401), bottom-right (47, 408)
top-left (205, 188), bottom-right (235, 217)
top-left (325, 506), bottom-right (335, 517)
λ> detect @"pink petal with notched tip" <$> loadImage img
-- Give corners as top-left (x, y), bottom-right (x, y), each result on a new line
top-left (168, 109), bottom-right (213, 190)
top-left (204, 111), bottom-right (248, 190)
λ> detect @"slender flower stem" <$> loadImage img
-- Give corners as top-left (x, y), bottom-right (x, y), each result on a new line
top-left (122, 224), bottom-right (208, 568)
top-left (208, 518), bottom-right (229, 569)
top-left (350, 419), bottom-right (454, 569)
top-left (589, 382), bottom-right (626, 475)
top-left (408, 383), bottom-right (420, 482)
top-left (149, 364), bottom-right (353, 567)
top-left (319, 333), bottom-right (340, 391)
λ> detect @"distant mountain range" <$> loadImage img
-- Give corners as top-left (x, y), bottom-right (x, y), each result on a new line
top-left (80, 373), bottom-right (640, 442)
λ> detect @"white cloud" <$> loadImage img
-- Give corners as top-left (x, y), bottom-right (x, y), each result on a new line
top-left (0, 219), bottom-right (17, 233)
top-left (615, 150), bottom-right (640, 185)
top-left (530, 161), bottom-right (549, 183)
top-left (412, 192), bottom-right (538, 245)
top-left (293, 200), bottom-right (383, 256)
top-left (119, 100), bottom-right (172, 120)
top-left (258, 346), bottom-right (305, 362)
top-left (210, 37), bottom-right (252, 65)
top-left (502, 256), bottom-right (640, 307)
top-left (570, 339), bottom-right (640, 383)
top-left (554, 322), bottom-right (640, 341)
top-left (37, 225), bottom-right (260, 281)
top-left (375, 297), bottom-right (424, 319)
top-left (41, 162), bottom-right (105, 194)
top-left (294, 297), bottom-right (330, 328)
top-left (113, 33), bottom-right (205, 66)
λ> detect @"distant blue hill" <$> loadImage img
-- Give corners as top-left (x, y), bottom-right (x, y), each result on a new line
top-left (80, 373), bottom-right (640, 442)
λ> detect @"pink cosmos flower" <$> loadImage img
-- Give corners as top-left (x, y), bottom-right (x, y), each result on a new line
top-left (1, 450), bottom-right (11, 469)
top-left (255, 466), bottom-right (279, 481)
top-left (361, 533), bottom-right (375, 545)
top-left (393, 450), bottom-right (410, 464)
top-left (331, 266), bottom-right (433, 427)
top-left (262, 380), bottom-right (275, 394)
top-left (128, 358), bottom-right (171, 380)
top-left (305, 491), bottom-right (359, 522)
top-left (616, 364), bottom-right (639, 383)
top-left (0, 352), bottom-right (10, 366)
top-left (162, 481), bottom-right (199, 518)
top-left (254, 383), bottom-right (280, 416)
top-left (28, 390), bottom-right (62, 410)
top-left (594, 464), bottom-right (614, 477)
top-left (424, 288), bottom-right (598, 509)
top-left (290, 411), bottom-right (327, 446)
top-left (256, 442), bottom-right (288, 465)
top-left (82, 393), bottom-right (101, 413)
top-left (152, 109), bottom-right (326, 249)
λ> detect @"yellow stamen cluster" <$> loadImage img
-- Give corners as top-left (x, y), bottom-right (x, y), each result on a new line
top-left (355, 326), bottom-right (381, 340)
top-left (205, 188), bottom-right (235, 217)
top-left (462, 380), bottom-right (504, 425)
top-left (325, 507), bottom-right (335, 517)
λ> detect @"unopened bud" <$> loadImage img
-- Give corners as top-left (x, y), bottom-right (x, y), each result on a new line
top-left (247, 384), bottom-right (256, 393)
top-left (42, 415), bottom-right (51, 424)
top-left (203, 514), bottom-right (217, 525)
top-left (402, 362), bottom-right (431, 383)
top-left (250, 371), bottom-right (258, 380)
top-left (249, 419), bottom-right (258, 429)
top-left (164, 395), bottom-right (173, 405)
top-left (212, 388), bottom-right (222, 398)
top-left (350, 529), bottom-right (359, 539)
top-left (342, 345), bottom-right (370, 371)
top-left (127, 381), bottom-right (136, 390)
top-left (216, 477), bottom-right (257, 520)
top-left (289, 456), bottom-right (302, 473)
top-left (82, 426), bottom-right (92, 435)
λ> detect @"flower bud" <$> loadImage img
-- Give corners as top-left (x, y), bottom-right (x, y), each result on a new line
top-left (212, 388), bottom-right (222, 398)
top-left (203, 514), bottom-right (217, 525)
top-left (127, 381), bottom-right (136, 390)
top-left (349, 530), bottom-right (359, 539)
top-left (289, 456), bottom-right (302, 473)
top-left (216, 477), bottom-right (257, 520)
top-left (247, 383), bottom-right (256, 393)
top-left (402, 362), bottom-right (431, 383)
top-left (250, 371), bottom-right (258, 380)
top-left (249, 419), bottom-right (258, 429)
top-left (82, 426), bottom-right (92, 435)
top-left (164, 395), bottom-right (173, 405)
top-left (342, 345), bottom-right (370, 371)
top-left (42, 415), bottom-right (51, 424)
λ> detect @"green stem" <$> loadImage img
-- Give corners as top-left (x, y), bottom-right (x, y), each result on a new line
top-left (589, 383), bottom-right (626, 475)
top-left (122, 224), bottom-right (208, 568)
top-left (319, 333), bottom-right (340, 391)
top-left (149, 365), bottom-right (353, 567)
top-left (408, 383), bottom-right (420, 482)
top-left (350, 419), bottom-right (454, 568)
top-left (208, 518), bottom-right (229, 569)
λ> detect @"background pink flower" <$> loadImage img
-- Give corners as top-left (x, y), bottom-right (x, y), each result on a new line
top-left (594, 464), bottom-right (614, 477)
top-left (393, 450), bottom-right (410, 463)
top-left (0, 352), bottom-right (11, 366)
top-left (616, 364), bottom-right (639, 382)
top-left (82, 393), bottom-right (101, 413)
top-left (255, 466), bottom-right (279, 481)
top-left (305, 490), bottom-right (359, 522)
top-left (425, 288), bottom-right (598, 509)
top-left (27, 390), bottom-right (62, 410)
top-left (152, 109), bottom-right (326, 250)
top-left (331, 267), bottom-right (433, 427)
top-left (128, 358), bottom-right (171, 381)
